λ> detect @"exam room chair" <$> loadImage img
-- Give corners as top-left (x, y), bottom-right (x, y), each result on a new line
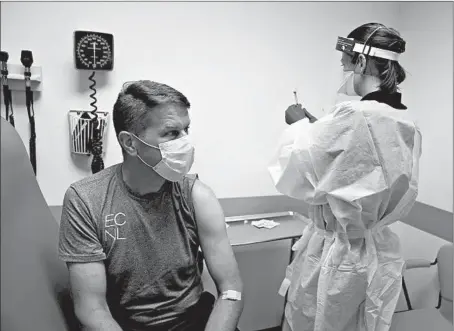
top-left (1, 117), bottom-right (79, 331)
top-left (390, 243), bottom-right (453, 330)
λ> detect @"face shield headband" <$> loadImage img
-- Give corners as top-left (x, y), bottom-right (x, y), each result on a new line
top-left (335, 36), bottom-right (401, 61)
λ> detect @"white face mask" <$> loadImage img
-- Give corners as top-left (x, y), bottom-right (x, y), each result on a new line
top-left (133, 134), bottom-right (195, 182)
top-left (337, 71), bottom-right (359, 96)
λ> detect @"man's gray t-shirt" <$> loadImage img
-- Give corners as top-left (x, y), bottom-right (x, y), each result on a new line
top-left (58, 164), bottom-right (204, 330)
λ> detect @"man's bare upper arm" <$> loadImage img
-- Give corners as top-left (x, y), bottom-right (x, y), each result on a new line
top-left (68, 261), bottom-right (109, 312)
top-left (191, 180), bottom-right (243, 292)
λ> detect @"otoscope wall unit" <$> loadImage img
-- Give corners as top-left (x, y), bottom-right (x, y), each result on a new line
top-left (5, 63), bottom-right (42, 92)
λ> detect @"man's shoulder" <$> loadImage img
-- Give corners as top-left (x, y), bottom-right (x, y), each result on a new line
top-left (68, 164), bottom-right (120, 201)
top-left (178, 173), bottom-right (199, 194)
top-left (187, 175), bottom-right (218, 208)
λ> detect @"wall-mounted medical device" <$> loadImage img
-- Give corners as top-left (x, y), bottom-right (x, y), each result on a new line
top-left (1, 50), bottom-right (41, 176)
top-left (69, 31), bottom-right (114, 174)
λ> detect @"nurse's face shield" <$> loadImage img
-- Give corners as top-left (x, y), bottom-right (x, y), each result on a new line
top-left (335, 36), bottom-right (401, 62)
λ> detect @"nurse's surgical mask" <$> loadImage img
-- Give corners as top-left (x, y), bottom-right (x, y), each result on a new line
top-left (337, 71), bottom-right (358, 96)
top-left (132, 133), bottom-right (195, 182)
top-left (338, 53), bottom-right (365, 97)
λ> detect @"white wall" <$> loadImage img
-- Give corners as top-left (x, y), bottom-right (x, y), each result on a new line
top-left (1, 1), bottom-right (403, 206)
top-left (398, 2), bottom-right (453, 212)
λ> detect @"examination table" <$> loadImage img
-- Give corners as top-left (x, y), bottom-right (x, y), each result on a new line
top-left (1, 117), bottom-right (78, 330)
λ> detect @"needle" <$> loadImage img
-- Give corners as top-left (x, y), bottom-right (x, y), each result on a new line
top-left (293, 90), bottom-right (299, 105)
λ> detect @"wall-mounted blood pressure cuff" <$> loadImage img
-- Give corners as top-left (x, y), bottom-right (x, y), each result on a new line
top-left (221, 290), bottom-right (242, 301)
top-left (335, 36), bottom-right (401, 61)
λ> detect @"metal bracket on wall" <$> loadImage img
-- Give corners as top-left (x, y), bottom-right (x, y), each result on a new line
top-left (4, 64), bottom-right (42, 91)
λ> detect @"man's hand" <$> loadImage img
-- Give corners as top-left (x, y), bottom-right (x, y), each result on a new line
top-left (192, 180), bottom-right (244, 331)
top-left (285, 104), bottom-right (318, 125)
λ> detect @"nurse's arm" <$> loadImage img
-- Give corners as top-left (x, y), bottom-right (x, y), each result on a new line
top-left (192, 180), bottom-right (244, 331)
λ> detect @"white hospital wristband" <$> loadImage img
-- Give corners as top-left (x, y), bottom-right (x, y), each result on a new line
top-left (221, 290), bottom-right (242, 301)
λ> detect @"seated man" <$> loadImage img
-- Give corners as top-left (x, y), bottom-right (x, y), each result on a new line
top-left (58, 81), bottom-right (244, 331)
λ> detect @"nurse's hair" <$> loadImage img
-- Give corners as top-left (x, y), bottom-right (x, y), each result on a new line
top-left (347, 23), bottom-right (407, 94)
top-left (113, 80), bottom-right (190, 148)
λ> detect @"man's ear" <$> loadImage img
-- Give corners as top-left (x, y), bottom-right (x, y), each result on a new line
top-left (118, 131), bottom-right (137, 156)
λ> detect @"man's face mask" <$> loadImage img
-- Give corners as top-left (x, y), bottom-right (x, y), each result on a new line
top-left (132, 133), bottom-right (195, 182)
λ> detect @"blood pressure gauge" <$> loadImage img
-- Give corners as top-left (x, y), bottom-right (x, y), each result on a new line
top-left (74, 31), bottom-right (114, 70)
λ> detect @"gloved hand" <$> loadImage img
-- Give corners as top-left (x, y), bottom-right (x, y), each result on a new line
top-left (285, 104), bottom-right (317, 125)
top-left (285, 104), bottom-right (306, 125)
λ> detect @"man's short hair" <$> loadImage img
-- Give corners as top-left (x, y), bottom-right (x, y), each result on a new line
top-left (113, 80), bottom-right (191, 139)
